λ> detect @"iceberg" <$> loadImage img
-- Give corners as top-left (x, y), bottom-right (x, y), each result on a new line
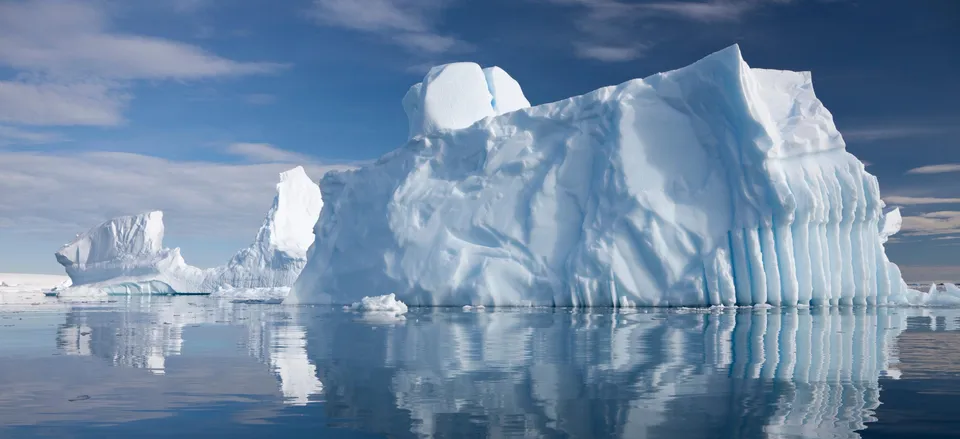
top-left (56, 166), bottom-right (322, 297)
top-left (290, 45), bottom-right (915, 307)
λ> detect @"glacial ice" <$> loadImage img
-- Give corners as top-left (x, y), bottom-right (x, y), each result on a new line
top-left (347, 294), bottom-right (409, 315)
top-left (290, 45), bottom-right (917, 307)
top-left (55, 166), bottom-right (322, 297)
top-left (403, 62), bottom-right (531, 140)
top-left (879, 207), bottom-right (901, 244)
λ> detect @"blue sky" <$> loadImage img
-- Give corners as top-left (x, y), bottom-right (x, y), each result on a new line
top-left (0, 0), bottom-right (957, 280)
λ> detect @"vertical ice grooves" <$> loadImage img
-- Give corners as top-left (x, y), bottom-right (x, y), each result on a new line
top-left (694, 157), bottom-right (904, 306)
top-left (729, 230), bottom-right (751, 305)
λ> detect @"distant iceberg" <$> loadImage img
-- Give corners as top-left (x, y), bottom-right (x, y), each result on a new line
top-left (55, 166), bottom-right (322, 297)
top-left (289, 45), bottom-right (917, 307)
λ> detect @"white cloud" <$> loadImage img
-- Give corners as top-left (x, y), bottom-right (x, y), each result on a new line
top-left (0, 79), bottom-right (128, 126)
top-left (307, 0), bottom-right (466, 54)
top-left (541, 0), bottom-right (790, 62)
top-left (0, 125), bottom-right (64, 144)
top-left (884, 196), bottom-right (960, 206)
top-left (901, 211), bottom-right (960, 236)
top-left (0, 0), bottom-right (284, 127)
top-left (906, 164), bottom-right (960, 175)
top-left (841, 125), bottom-right (946, 142)
top-left (0, 149), bottom-right (353, 242)
top-left (225, 143), bottom-right (314, 164)
top-left (640, 1), bottom-right (751, 21)
top-left (0, 1), bottom-right (284, 80)
top-left (574, 43), bottom-right (646, 62)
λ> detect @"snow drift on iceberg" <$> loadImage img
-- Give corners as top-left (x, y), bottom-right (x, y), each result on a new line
top-left (289, 45), bottom-right (914, 307)
top-left (56, 166), bottom-right (322, 296)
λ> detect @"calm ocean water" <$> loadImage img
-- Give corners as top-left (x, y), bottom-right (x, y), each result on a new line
top-left (0, 297), bottom-right (958, 438)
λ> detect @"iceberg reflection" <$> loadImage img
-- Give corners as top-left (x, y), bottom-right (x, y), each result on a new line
top-left (304, 307), bottom-right (911, 439)
top-left (55, 297), bottom-right (323, 405)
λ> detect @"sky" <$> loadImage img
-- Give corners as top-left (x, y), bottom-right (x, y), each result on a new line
top-left (0, 0), bottom-right (956, 280)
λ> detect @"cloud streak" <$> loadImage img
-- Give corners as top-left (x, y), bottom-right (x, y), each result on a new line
top-left (0, 0), bottom-right (284, 80)
top-left (901, 211), bottom-right (960, 237)
top-left (884, 196), bottom-right (960, 206)
top-left (225, 143), bottom-right (315, 164)
top-left (307, 0), bottom-right (466, 54)
top-left (541, 0), bottom-right (790, 62)
top-left (906, 163), bottom-right (960, 175)
top-left (841, 125), bottom-right (947, 142)
top-left (0, 0), bottom-right (284, 127)
top-left (0, 79), bottom-right (129, 126)
top-left (0, 125), bottom-right (64, 145)
top-left (0, 149), bottom-right (352, 242)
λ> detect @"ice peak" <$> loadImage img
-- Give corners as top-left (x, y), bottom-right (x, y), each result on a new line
top-left (56, 210), bottom-right (165, 268)
top-left (403, 62), bottom-right (530, 140)
top-left (55, 166), bottom-right (325, 295)
top-left (264, 166), bottom-right (323, 256)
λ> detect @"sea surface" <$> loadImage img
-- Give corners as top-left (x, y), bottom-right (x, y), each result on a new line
top-left (1, 297), bottom-right (959, 438)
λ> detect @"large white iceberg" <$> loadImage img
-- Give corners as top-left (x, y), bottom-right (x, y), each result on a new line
top-left (289, 45), bottom-right (914, 307)
top-left (56, 166), bottom-right (322, 296)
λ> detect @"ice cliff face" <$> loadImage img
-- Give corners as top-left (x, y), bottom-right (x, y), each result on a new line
top-left (55, 211), bottom-right (204, 293)
top-left (55, 166), bottom-right (322, 295)
top-left (212, 166), bottom-right (324, 288)
top-left (289, 45), bottom-right (912, 307)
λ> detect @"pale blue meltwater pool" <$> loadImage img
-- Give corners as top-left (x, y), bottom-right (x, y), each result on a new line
top-left (0, 297), bottom-right (958, 438)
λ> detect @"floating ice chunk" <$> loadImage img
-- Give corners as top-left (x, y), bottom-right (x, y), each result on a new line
top-left (347, 294), bottom-right (409, 315)
top-left (290, 44), bottom-right (914, 307)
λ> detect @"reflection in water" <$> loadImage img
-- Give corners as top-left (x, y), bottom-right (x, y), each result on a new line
top-left (54, 297), bottom-right (323, 404)
top-left (8, 299), bottom-right (959, 438)
top-left (304, 308), bottom-right (911, 439)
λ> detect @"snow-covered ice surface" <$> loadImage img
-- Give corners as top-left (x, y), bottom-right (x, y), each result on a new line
top-left (290, 45), bottom-right (918, 307)
top-left (346, 294), bottom-right (409, 315)
top-left (55, 166), bottom-right (322, 298)
top-left (402, 62), bottom-right (531, 140)
top-left (0, 273), bottom-right (70, 305)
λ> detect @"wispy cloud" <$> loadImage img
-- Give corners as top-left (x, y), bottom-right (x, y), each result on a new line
top-left (540, 0), bottom-right (791, 62)
top-left (906, 163), bottom-right (960, 175)
top-left (0, 150), bottom-right (352, 240)
top-left (884, 196), bottom-right (960, 206)
top-left (933, 236), bottom-right (960, 241)
top-left (0, 79), bottom-right (129, 126)
top-left (307, 0), bottom-right (466, 54)
top-left (225, 143), bottom-right (314, 164)
top-left (841, 125), bottom-right (947, 142)
top-left (574, 43), bottom-right (647, 62)
top-left (0, 125), bottom-right (64, 145)
top-left (0, 0), bottom-right (284, 127)
top-left (641, 1), bottom-right (753, 22)
top-left (901, 211), bottom-right (960, 237)
top-left (0, 1), bottom-right (284, 80)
